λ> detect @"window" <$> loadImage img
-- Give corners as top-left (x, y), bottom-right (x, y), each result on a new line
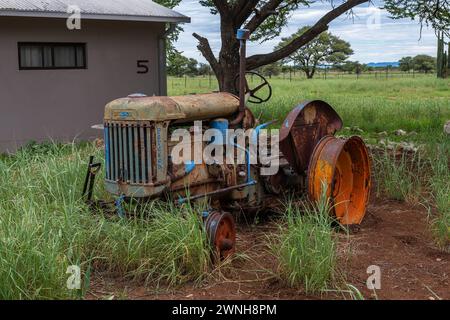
top-left (18, 43), bottom-right (86, 70)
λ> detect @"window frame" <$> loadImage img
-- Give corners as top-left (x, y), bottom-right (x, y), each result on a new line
top-left (18, 42), bottom-right (87, 70)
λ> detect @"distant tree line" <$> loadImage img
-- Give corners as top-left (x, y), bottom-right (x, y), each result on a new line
top-left (167, 49), bottom-right (212, 77)
top-left (168, 30), bottom-right (439, 79)
top-left (168, 53), bottom-right (439, 79)
top-left (399, 55), bottom-right (437, 73)
top-left (167, 50), bottom-right (213, 77)
top-left (249, 56), bottom-right (441, 78)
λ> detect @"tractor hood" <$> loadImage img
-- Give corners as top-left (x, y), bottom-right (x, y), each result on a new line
top-left (104, 92), bottom-right (240, 123)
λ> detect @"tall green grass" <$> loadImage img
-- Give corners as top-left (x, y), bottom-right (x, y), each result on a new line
top-left (270, 192), bottom-right (337, 294)
top-left (372, 148), bottom-right (427, 203)
top-left (428, 139), bottom-right (450, 251)
top-left (0, 143), bottom-right (209, 299)
top-left (371, 134), bottom-right (449, 249)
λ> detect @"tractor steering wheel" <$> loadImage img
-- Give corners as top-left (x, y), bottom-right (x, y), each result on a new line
top-left (234, 71), bottom-right (273, 104)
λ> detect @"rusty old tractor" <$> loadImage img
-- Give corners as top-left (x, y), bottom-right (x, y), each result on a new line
top-left (84, 29), bottom-right (371, 260)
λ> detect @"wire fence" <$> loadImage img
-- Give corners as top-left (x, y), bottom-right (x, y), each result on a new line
top-left (169, 70), bottom-right (434, 92)
top-left (280, 69), bottom-right (432, 80)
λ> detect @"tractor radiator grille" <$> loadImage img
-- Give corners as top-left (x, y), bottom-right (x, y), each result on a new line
top-left (104, 122), bottom-right (153, 184)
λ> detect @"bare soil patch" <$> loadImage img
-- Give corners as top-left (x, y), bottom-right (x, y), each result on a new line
top-left (88, 198), bottom-right (449, 300)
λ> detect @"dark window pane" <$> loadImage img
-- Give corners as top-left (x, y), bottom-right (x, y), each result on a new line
top-left (53, 46), bottom-right (76, 67)
top-left (75, 46), bottom-right (85, 67)
top-left (20, 45), bottom-right (43, 68)
top-left (43, 46), bottom-right (53, 68)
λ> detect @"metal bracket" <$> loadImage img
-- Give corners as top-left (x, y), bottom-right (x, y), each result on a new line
top-left (82, 156), bottom-right (102, 203)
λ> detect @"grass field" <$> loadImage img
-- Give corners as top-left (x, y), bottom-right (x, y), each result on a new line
top-left (0, 76), bottom-right (448, 299)
top-left (170, 76), bottom-right (449, 140)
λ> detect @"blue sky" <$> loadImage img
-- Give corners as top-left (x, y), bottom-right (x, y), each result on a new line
top-left (173, 0), bottom-right (437, 64)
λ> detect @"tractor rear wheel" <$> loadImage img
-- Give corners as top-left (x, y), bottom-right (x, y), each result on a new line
top-left (205, 211), bottom-right (236, 261)
top-left (308, 136), bottom-right (371, 225)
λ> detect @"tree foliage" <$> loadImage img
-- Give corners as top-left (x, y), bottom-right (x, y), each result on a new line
top-left (413, 54), bottom-right (436, 73)
top-left (384, 0), bottom-right (450, 37)
top-left (154, 0), bottom-right (183, 57)
top-left (167, 50), bottom-right (199, 77)
top-left (276, 27), bottom-right (353, 78)
top-left (197, 63), bottom-right (213, 76)
top-left (399, 56), bottom-right (414, 71)
top-left (335, 60), bottom-right (367, 73)
top-left (414, 54), bottom-right (436, 73)
top-left (258, 62), bottom-right (283, 77)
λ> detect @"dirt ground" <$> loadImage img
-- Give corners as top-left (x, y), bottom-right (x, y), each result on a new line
top-left (88, 197), bottom-right (449, 300)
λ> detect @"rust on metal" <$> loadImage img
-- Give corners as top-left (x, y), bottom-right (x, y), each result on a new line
top-left (279, 100), bottom-right (343, 175)
top-left (94, 26), bottom-right (375, 263)
top-left (105, 93), bottom-right (240, 124)
top-left (230, 29), bottom-right (250, 126)
top-left (205, 211), bottom-right (236, 261)
top-left (307, 135), bottom-right (371, 225)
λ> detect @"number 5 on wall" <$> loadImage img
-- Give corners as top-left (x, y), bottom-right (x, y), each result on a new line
top-left (137, 60), bottom-right (149, 74)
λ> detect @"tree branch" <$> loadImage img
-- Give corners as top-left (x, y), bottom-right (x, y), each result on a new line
top-left (234, 0), bottom-right (260, 26)
top-left (246, 0), bottom-right (369, 69)
top-left (245, 0), bottom-right (284, 33)
top-left (193, 33), bottom-right (219, 74)
top-left (212, 0), bottom-right (231, 14)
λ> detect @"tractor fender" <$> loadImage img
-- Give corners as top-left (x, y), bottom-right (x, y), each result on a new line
top-left (279, 100), bottom-right (343, 175)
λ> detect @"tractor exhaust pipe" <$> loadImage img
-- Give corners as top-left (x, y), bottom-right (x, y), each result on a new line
top-left (231, 29), bottom-right (250, 126)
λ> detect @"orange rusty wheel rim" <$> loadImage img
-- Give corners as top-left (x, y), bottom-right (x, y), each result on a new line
top-left (308, 136), bottom-right (371, 225)
top-left (205, 212), bottom-right (236, 261)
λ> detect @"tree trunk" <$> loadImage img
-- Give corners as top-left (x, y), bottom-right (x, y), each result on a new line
top-left (217, 20), bottom-right (240, 94)
top-left (217, 61), bottom-right (240, 93)
top-left (303, 66), bottom-right (315, 79)
top-left (309, 67), bottom-right (317, 79)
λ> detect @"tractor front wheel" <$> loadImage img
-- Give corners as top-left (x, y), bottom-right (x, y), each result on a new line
top-left (205, 211), bottom-right (236, 261)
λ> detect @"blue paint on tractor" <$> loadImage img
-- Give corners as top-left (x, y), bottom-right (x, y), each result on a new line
top-left (232, 143), bottom-right (254, 184)
top-left (202, 211), bottom-right (210, 219)
top-left (156, 127), bottom-right (164, 170)
top-left (178, 195), bottom-right (186, 204)
top-left (119, 112), bottom-right (130, 119)
top-left (185, 160), bottom-right (196, 174)
top-left (104, 126), bottom-right (110, 178)
top-left (210, 119), bottom-right (229, 145)
top-left (115, 195), bottom-right (126, 218)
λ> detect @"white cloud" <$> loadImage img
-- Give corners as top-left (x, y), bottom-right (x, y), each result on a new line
top-left (174, 1), bottom-right (437, 64)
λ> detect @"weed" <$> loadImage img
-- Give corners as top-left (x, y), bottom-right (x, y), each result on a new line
top-left (270, 194), bottom-right (337, 294)
top-left (0, 142), bottom-right (209, 299)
